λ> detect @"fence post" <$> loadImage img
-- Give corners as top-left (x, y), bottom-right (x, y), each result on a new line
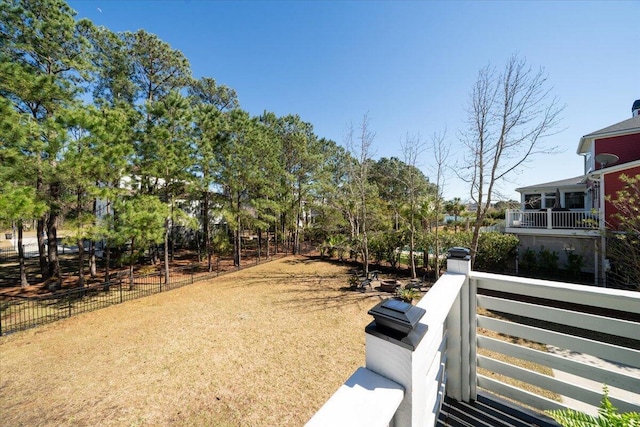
top-left (445, 248), bottom-right (472, 403)
top-left (68, 295), bottom-right (72, 318)
top-left (365, 297), bottom-right (428, 426)
top-left (159, 272), bottom-right (163, 292)
top-left (119, 281), bottom-right (123, 304)
top-left (191, 265), bottom-right (194, 284)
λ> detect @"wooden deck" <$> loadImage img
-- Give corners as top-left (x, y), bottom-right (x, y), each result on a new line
top-left (438, 392), bottom-right (561, 427)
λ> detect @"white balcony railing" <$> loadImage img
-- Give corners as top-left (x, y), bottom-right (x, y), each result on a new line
top-left (307, 254), bottom-right (640, 427)
top-left (506, 209), bottom-right (600, 230)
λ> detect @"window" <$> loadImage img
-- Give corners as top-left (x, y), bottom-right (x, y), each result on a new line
top-left (544, 194), bottom-right (556, 209)
top-left (524, 194), bottom-right (541, 210)
top-left (565, 192), bottom-right (585, 209)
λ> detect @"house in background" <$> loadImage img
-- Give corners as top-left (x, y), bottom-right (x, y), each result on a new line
top-left (505, 99), bottom-right (640, 286)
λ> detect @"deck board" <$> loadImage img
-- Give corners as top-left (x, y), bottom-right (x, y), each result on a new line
top-left (437, 392), bottom-right (561, 427)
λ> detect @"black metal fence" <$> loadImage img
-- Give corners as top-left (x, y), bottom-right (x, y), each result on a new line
top-left (0, 252), bottom-right (291, 336)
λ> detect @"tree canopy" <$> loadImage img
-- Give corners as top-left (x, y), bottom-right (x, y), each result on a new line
top-left (1, 0), bottom-right (538, 288)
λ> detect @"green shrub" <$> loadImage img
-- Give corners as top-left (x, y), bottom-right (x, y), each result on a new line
top-left (368, 232), bottom-right (387, 264)
top-left (320, 235), bottom-right (349, 260)
top-left (566, 251), bottom-right (584, 277)
top-left (396, 288), bottom-right (421, 303)
top-left (368, 231), bottom-right (404, 269)
top-left (211, 231), bottom-right (232, 256)
top-left (520, 248), bottom-right (538, 271)
top-left (547, 386), bottom-right (640, 427)
top-left (538, 245), bottom-right (559, 272)
top-left (420, 230), bottom-right (472, 272)
top-left (474, 232), bottom-right (519, 273)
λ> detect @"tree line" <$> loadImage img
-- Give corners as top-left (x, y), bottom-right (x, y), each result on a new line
top-left (0, 0), bottom-right (444, 287)
top-left (1, 0), bottom-right (566, 289)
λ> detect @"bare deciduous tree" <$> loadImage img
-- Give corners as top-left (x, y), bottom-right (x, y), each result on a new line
top-left (606, 173), bottom-right (640, 290)
top-left (345, 114), bottom-right (376, 276)
top-left (459, 55), bottom-right (563, 264)
top-left (401, 133), bottom-right (427, 279)
top-left (429, 131), bottom-right (450, 279)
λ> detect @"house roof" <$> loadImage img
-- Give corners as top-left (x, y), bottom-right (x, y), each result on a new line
top-left (583, 159), bottom-right (640, 182)
top-left (515, 175), bottom-right (586, 193)
top-left (577, 115), bottom-right (640, 154)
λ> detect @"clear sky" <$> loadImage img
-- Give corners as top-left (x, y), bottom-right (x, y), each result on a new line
top-left (68, 0), bottom-right (639, 202)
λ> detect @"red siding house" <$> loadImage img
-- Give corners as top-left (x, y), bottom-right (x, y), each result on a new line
top-left (506, 100), bottom-right (640, 286)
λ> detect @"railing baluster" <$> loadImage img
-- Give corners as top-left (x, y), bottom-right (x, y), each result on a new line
top-left (469, 277), bottom-right (478, 401)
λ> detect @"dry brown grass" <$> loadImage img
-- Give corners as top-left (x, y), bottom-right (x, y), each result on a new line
top-left (477, 308), bottom-right (559, 403)
top-left (0, 256), bottom-right (389, 427)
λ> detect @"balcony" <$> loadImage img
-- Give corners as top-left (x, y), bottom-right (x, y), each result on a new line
top-left (307, 253), bottom-right (640, 427)
top-left (505, 209), bottom-right (600, 236)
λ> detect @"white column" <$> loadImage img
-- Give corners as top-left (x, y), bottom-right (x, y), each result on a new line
top-left (600, 178), bottom-right (607, 287)
top-left (445, 254), bottom-right (472, 402)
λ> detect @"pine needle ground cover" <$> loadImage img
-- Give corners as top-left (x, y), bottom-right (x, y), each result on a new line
top-left (0, 256), bottom-right (386, 427)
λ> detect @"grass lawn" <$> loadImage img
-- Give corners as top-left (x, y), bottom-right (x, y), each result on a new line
top-left (0, 256), bottom-right (388, 427)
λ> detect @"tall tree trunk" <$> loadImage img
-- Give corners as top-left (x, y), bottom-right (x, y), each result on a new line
top-left (89, 240), bottom-right (97, 278)
top-left (203, 191), bottom-right (212, 272)
top-left (280, 214), bottom-right (287, 254)
top-left (234, 194), bottom-right (241, 267)
top-left (434, 216), bottom-right (440, 280)
top-left (361, 191), bottom-right (369, 276)
top-left (129, 239), bottom-right (135, 290)
top-left (234, 223), bottom-right (241, 268)
top-left (362, 199), bottom-right (369, 277)
top-left (272, 223), bottom-right (276, 255)
top-left (46, 216), bottom-right (60, 280)
top-left (257, 228), bottom-right (262, 261)
top-left (36, 162), bottom-right (47, 278)
top-left (293, 215), bottom-right (300, 255)
top-left (46, 181), bottom-right (61, 279)
top-left (37, 217), bottom-right (47, 278)
top-left (470, 204), bottom-right (485, 266)
top-left (170, 203), bottom-right (175, 262)
top-left (89, 198), bottom-right (97, 278)
top-left (105, 199), bottom-right (112, 287)
top-left (105, 238), bottom-right (111, 290)
top-left (266, 229), bottom-right (270, 259)
top-left (77, 192), bottom-right (86, 287)
top-left (78, 238), bottom-right (85, 287)
top-left (18, 221), bottom-right (28, 288)
top-left (164, 218), bottom-right (170, 285)
top-left (423, 245), bottom-right (429, 272)
top-left (409, 243), bottom-right (416, 279)
top-left (409, 209), bottom-right (416, 279)
top-left (294, 181), bottom-right (302, 255)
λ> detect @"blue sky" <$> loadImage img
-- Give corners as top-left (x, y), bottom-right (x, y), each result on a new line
top-left (68, 0), bottom-right (639, 201)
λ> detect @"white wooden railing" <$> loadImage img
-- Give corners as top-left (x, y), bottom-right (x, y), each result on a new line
top-left (473, 272), bottom-right (640, 415)
top-left (307, 253), bottom-right (640, 427)
top-left (506, 209), bottom-right (600, 230)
